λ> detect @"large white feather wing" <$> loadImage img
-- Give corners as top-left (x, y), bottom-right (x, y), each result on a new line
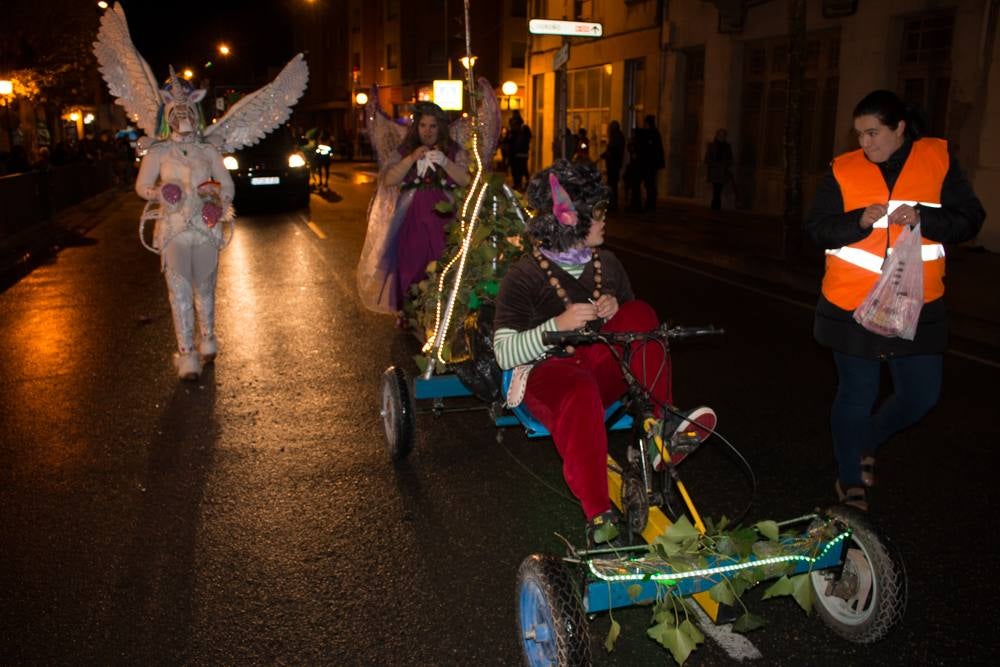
top-left (93, 3), bottom-right (162, 138)
top-left (364, 91), bottom-right (408, 170)
top-left (449, 78), bottom-right (501, 167)
top-left (205, 54), bottom-right (309, 152)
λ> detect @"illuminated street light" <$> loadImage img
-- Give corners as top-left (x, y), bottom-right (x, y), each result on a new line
top-left (69, 111), bottom-right (80, 122)
top-left (182, 69), bottom-right (194, 80)
top-left (459, 55), bottom-right (477, 70)
top-left (354, 91), bottom-right (368, 106)
top-left (0, 80), bottom-right (13, 149)
top-left (84, 113), bottom-right (95, 125)
top-left (218, 44), bottom-right (231, 57)
top-left (97, 1), bottom-right (109, 9)
top-left (501, 81), bottom-right (518, 96)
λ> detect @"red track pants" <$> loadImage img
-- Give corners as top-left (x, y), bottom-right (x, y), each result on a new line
top-left (522, 300), bottom-right (672, 520)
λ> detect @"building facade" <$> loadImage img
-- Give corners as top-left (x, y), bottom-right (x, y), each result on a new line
top-left (525, 0), bottom-right (998, 249)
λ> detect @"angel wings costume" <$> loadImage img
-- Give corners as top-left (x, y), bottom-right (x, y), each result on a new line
top-left (357, 81), bottom-right (500, 315)
top-left (94, 3), bottom-right (308, 380)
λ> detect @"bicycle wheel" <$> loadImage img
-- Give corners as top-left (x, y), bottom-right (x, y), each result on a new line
top-left (516, 554), bottom-right (591, 667)
top-left (810, 505), bottom-right (908, 643)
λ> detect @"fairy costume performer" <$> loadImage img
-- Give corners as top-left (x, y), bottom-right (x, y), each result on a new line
top-left (357, 85), bottom-right (501, 317)
top-left (94, 3), bottom-right (308, 380)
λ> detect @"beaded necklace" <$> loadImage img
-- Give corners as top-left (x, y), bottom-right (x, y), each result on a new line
top-left (532, 246), bottom-right (603, 305)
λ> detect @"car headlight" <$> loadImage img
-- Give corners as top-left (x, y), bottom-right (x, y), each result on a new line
top-left (288, 153), bottom-right (307, 168)
top-left (223, 155), bottom-right (239, 170)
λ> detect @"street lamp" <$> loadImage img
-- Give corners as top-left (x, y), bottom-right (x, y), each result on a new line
top-left (0, 79), bottom-right (13, 150)
top-left (501, 80), bottom-right (518, 111)
top-left (182, 68), bottom-right (195, 80)
top-left (459, 55), bottom-right (477, 71)
top-left (218, 44), bottom-right (231, 57)
top-left (353, 92), bottom-right (368, 160)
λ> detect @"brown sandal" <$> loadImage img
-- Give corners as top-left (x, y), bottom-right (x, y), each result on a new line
top-left (860, 456), bottom-right (876, 488)
top-left (835, 480), bottom-right (869, 512)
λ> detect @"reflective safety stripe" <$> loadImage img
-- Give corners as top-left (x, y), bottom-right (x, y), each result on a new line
top-left (872, 200), bottom-right (941, 229)
top-left (825, 242), bottom-right (946, 274)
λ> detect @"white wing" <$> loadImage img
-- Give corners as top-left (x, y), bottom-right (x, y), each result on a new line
top-left (204, 54), bottom-right (309, 152)
top-left (93, 3), bottom-right (161, 138)
top-left (449, 78), bottom-right (501, 167)
top-left (365, 91), bottom-right (408, 170)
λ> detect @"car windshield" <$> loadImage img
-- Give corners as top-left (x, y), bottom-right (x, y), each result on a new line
top-left (238, 126), bottom-right (298, 157)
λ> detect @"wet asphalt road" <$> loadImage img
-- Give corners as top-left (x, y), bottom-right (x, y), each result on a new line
top-left (1, 165), bottom-right (998, 666)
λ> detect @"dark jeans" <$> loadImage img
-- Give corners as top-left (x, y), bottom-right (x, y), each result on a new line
top-left (831, 351), bottom-right (942, 487)
top-left (642, 170), bottom-right (658, 210)
top-left (710, 182), bottom-right (724, 210)
top-left (510, 156), bottom-right (529, 190)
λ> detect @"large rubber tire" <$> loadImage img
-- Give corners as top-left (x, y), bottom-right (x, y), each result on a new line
top-left (810, 505), bottom-right (908, 643)
top-left (516, 554), bottom-right (591, 667)
top-left (380, 366), bottom-right (415, 461)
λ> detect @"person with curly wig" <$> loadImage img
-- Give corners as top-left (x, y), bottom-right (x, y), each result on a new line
top-left (379, 102), bottom-right (470, 322)
top-left (493, 160), bottom-right (716, 545)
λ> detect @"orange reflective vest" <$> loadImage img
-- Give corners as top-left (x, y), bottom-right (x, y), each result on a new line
top-left (822, 138), bottom-right (949, 310)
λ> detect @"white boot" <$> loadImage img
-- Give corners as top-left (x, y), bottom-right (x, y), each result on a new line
top-left (174, 351), bottom-right (202, 381)
top-left (199, 336), bottom-right (218, 364)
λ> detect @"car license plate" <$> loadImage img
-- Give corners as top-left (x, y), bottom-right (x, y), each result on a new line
top-left (251, 176), bottom-right (280, 186)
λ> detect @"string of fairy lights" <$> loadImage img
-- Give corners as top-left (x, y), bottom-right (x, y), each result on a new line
top-left (421, 0), bottom-right (493, 372)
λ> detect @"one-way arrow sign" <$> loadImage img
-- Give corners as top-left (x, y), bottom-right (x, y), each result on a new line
top-left (529, 18), bottom-right (603, 37)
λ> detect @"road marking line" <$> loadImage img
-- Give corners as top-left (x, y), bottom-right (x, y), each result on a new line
top-left (306, 220), bottom-right (327, 239)
top-left (692, 604), bottom-right (763, 662)
top-left (610, 241), bottom-right (1000, 370)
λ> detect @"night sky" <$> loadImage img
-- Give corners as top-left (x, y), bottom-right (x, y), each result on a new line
top-left (112, 0), bottom-right (297, 87)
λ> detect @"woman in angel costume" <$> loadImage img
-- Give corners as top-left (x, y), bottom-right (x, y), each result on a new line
top-left (357, 86), bottom-right (502, 323)
top-left (94, 3), bottom-right (308, 380)
top-left (357, 102), bottom-right (470, 322)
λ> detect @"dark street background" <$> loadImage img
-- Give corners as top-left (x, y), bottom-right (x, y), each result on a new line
top-left (1, 166), bottom-right (998, 665)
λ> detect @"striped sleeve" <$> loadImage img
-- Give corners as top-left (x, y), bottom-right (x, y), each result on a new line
top-left (494, 318), bottom-right (559, 369)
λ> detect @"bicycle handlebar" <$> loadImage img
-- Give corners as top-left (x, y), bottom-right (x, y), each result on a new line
top-left (541, 324), bottom-right (724, 348)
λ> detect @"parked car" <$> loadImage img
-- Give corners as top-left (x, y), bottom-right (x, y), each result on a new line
top-left (224, 125), bottom-right (310, 212)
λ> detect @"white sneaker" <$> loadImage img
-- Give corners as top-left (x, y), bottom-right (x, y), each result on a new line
top-left (174, 351), bottom-right (202, 381)
top-left (199, 336), bottom-right (218, 364)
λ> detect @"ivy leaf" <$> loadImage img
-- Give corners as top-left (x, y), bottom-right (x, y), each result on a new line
top-left (653, 609), bottom-right (677, 626)
top-left (762, 575), bottom-right (794, 600)
top-left (729, 527), bottom-right (757, 558)
top-left (652, 536), bottom-right (683, 558)
top-left (647, 623), bottom-right (697, 665)
top-left (663, 516), bottom-right (699, 543)
top-left (732, 612), bottom-right (766, 634)
top-left (434, 199), bottom-right (454, 213)
top-left (709, 580), bottom-right (735, 606)
top-left (679, 619), bottom-right (705, 645)
top-left (755, 520), bottom-right (780, 542)
top-left (412, 355), bottom-right (429, 375)
top-left (790, 573), bottom-right (814, 614)
top-left (604, 618), bottom-right (621, 652)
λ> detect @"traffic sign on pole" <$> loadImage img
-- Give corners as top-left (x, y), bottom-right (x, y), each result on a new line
top-left (529, 18), bottom-right (603, 37)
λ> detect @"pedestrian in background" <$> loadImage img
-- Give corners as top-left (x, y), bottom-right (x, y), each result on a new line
top-left (315, 129), bottom-right (333, 191)
top-left (705, 128), bottom-right (734, 211)
top-left (509, 111), bottom-right (532, 191)
top-left (805, 89), bottom-right (985, 512)
top-left (636, 115), bottom-right (664, 211)
top-left (573, 127), bottom-right (593, 164)
top-left (601, 120), bottom-right (625, 212)
top-left (623, 138), bottom-right (642, 213)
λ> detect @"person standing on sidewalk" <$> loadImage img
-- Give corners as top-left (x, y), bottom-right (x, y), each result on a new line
top-left (509, 111), bottom-right (532, 191)
top-left (636, 115), bottom-right (665, 211)
top-left (600, 120), bottom-right (625, 212)
top-left (805, 89), bottom-right (985, 511)
top-left (705, 129), bottom-right (734, 211)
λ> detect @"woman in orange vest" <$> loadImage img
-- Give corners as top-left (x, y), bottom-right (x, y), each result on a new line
top-left (805, 90), bottom-right (985, 511)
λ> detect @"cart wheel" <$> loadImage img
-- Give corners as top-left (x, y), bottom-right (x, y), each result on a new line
top-left (620, 467), bottom-right (649, 539)
top-left (516, 554), bottom-right (591, 667)
top-left (810, 505), bottom-right (908, 643)
top-left (380, 366), bottom-right (415, 461)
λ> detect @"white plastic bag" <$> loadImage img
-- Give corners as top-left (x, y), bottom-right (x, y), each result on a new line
top-left (852, 223), bottom-right (924, 340)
